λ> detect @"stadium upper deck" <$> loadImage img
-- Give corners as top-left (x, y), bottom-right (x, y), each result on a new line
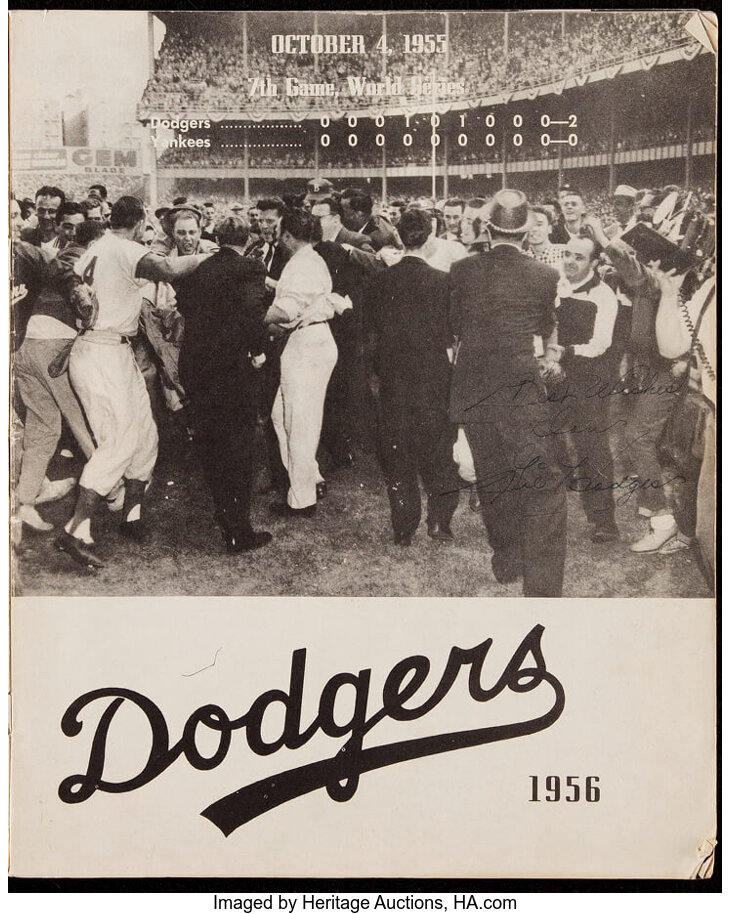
top-left (137, 10), bottom-right (697, 119)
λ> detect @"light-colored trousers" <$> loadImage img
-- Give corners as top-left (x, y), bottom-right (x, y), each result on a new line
top-left (14, 337), bottom-right (95, 505)
top-left (69, 335), bottom-right (158, 496)
top-left (272, 323), bottom-right (338, 509)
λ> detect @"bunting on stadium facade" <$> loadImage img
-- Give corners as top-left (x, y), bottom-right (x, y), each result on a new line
top-left (136, 41), bottom-right (709, 126)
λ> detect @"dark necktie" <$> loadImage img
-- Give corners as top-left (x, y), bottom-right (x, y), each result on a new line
top-left (264, 243), bottom-right (276, 273)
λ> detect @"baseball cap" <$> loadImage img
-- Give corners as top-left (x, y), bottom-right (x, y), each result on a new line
top-left (306, 178), bottom-right (335, 200)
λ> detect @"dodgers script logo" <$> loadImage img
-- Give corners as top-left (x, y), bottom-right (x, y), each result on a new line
top-left (59, 625), bottom-right (564, 835)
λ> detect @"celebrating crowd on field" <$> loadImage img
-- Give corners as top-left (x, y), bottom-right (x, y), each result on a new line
top-left (11, 171), bottom-right (715, 594)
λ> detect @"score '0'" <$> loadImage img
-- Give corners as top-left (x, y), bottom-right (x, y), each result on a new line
top-left (317, 110), bottom-right (577, 148)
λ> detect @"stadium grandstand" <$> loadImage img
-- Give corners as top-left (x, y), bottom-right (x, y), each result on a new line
top-left (134, 10), bottom-right (714, 209)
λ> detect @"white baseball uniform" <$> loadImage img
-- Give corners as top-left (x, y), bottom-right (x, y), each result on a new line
top-left (71, 233), bottom-right (158, 496)
top-left (269, 244), bottom-right (338, 509)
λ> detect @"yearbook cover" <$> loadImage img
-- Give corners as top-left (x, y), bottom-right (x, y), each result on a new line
top-left (8, 6), bottom-right (717, 886)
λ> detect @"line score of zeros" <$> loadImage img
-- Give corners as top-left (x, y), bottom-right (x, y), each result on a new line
top-left (317, 112), bottom-right (578, 149)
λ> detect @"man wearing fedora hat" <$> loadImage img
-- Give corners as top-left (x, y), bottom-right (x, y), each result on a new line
top-left (449, 188), bottom-right (567, 597)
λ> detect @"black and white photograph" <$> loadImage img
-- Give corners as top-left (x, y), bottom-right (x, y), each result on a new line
top-left (9, 7), bottom-right (716, 599)
top-left (7, 6), bottom-right (717, 886)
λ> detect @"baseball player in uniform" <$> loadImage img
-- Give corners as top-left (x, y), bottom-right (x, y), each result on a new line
top-left (55, 196), bottom-right (211, 571)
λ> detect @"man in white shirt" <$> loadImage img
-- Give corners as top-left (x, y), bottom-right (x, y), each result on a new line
top-left (408, 202), bottom-right (467, 273)
top-left (266, 209), bottom-right (340, 516)
top-left (560, 190), bottom-right (587, 239)
top-left (441, 198), bottom-right (465, 243)
top-left (41, 202), bottom-right (86, 261)
top-left (527, 205), bottom-right (565, 269)
top-left (553, 233), bottom-right (620, 543)
top-left (55, 196), bottom-right (211, 571)
top-left (605, 184), bottom-right (638, 239)
top-left (138, 208), bottom-right (217, 417)
top-left (653, 267), bottom-right (715, 571)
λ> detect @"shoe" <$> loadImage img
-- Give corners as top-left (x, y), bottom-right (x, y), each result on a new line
top-left (657, 535), bottom-right (692, 555)
top-left (393, 532), bottom-right (412, 546)
top-left (590, 523), bottom-right (620, 544)
top-left (491, 551), bottom-right (521, 584)
top-left (55, 531), bottom-right (104, 571)
top-left (630, 515), bottom-right (678, 553)
top-left (269, 502), bottom-right (316, 518)
top-left (316, 482), bottom-right (328, 500)
top-left (119, 520), bottom-right (148, 543)
top-left (105, 483), bottom-right (125, 513)
top-left (36, 476), bottom-right (76, 504)
top-left (427, 520), bottom-right (454, 543)
top-left (226, 530), bottom-right (273, 554)
top-left (19, 504), bottom-right (53, 532)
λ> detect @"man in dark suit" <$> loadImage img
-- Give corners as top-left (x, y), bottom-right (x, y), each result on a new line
top-left (175, 216), bottom-right (272, 554)
top-left (367, 208), bottom-right (459, 546)
top-left (449, 189), bottom-right (567, 596)
top-left (308, 194), bottom-right (375, 255)
top-left (251, 197), bottom-right (291, 493)
top-left (311, 213), bottom-right (363, 473)
top-left (341, 189), bottom-right (402, 252)
top-left (334, 222), bottom-right (377, 253)
top-left (313, 196), bottom-right (387, 459)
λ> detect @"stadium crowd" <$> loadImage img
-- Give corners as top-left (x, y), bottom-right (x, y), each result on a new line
top-left (140, 11), bottom-right (692, 114)
top-left (11, 172), bottom-right (715, 595)
top-left (12, 173), bottom-right (143, 208)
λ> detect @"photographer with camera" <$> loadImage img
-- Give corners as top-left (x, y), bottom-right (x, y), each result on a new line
top-left (582, 207), bottom-right (700, 555)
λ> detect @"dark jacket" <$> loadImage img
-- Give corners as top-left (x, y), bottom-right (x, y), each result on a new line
top-left (246, 239), bottom-right (288, 280)
top-left (176, 248), bottom-right (267, 395)
top-left (334, 225), bottom-right (376, 254)
top-left (366, 255), bottom-right (452, 408)
top-left (361, 214), bottom-right (402, 252)
top-left (448, 245), bottom-right (559, 423)
top-left (314, 240), bottom-right (361, 352)
top-left (603, 238), bottom-right (664, 359)
top-left (12, 241), bottom-right (48, 349)
top-left (246, 239), bottom-right (290, 312)
top-left (20, 225), bottom-right (54, 247)
top-left (31, 243), bottom-right (86, 331)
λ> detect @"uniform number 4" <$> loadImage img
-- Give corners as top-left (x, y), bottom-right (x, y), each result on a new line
top-left (82, 256), bottom-right (97, 286)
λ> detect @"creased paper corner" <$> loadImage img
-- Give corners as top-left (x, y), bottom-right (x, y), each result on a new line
top-left (690, 837), bottom-right (716, 879)
top-left (684, 11), bottom-right (718, 54)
